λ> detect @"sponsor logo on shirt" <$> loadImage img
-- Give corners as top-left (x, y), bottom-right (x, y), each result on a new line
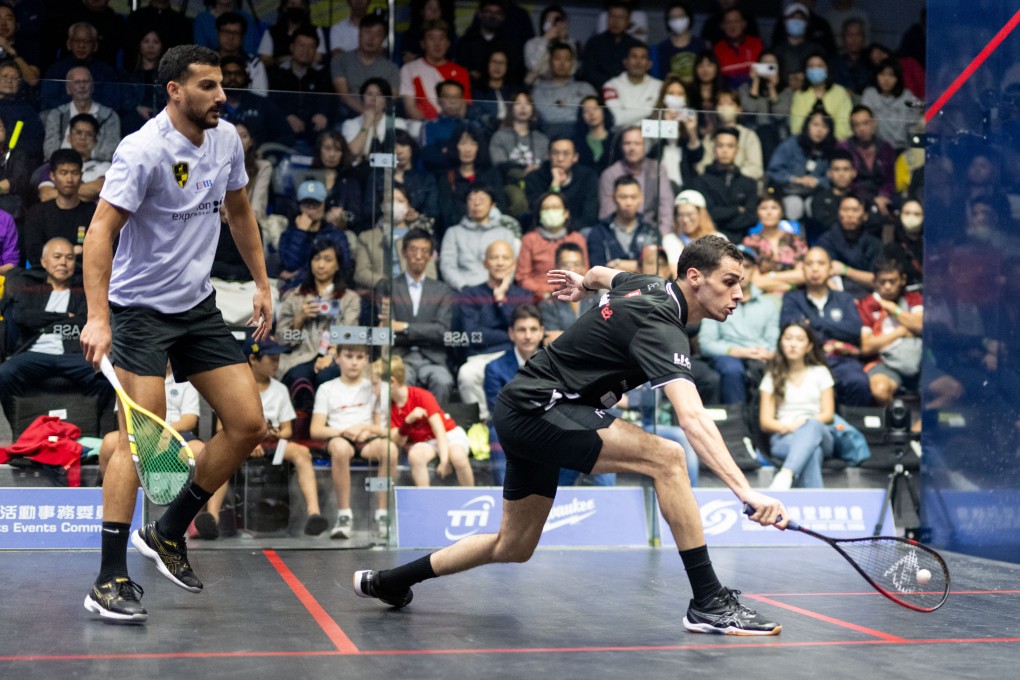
top-left (195, 179), bottom-right (214, 191)
top-left (673, 353), bottom-right (692, 369)
top-left (601, 306), bottom-right (613, 320)
top-left (171, 197), bottom-right (223, 222)
top-left (172, 162), bottom-right (189, 188)
top-left (625, 289), bottom-right (641, 298)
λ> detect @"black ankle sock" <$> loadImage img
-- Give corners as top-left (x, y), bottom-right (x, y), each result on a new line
top-left (156, 482), bottom-right (213, 540)
top-left (378, 554), bottom-right (438, 593)
top-left (679, 545), bottom-right (724, 605)
top-left (97, 522), bottom-right (131, 583)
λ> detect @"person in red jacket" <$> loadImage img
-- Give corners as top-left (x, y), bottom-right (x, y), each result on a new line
top-left (712, 6), bottom-right (762, 89)
top-left (857, 258), bottom-right (922, 405)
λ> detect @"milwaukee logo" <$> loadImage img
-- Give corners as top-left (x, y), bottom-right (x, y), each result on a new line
top-left (542, 498), bottom-right (596, 533)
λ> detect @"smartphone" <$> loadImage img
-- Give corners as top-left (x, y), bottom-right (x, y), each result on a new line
top-left (752, 62), bottom-right (778, 77)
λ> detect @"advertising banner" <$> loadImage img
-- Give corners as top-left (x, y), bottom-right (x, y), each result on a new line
top-left (0, 488), bottom-right (144, 549)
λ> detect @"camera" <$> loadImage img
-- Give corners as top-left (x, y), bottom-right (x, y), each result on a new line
top-left (751, 62), bottom-right (777, 77)
top-left (885, 397), bottom-right (913, 450)
top-left (315, 297), bottom-right (340, 317)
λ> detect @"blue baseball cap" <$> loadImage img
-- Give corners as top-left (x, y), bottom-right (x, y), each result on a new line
top-left (244, 336), bottom-right (288, 358)
top-left (297, 180), bottom-right (327, 203)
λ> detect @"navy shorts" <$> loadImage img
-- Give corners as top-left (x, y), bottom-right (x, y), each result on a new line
top-left (111, 293), bottom-right (245, 382)
top-left (493, 395), bottom-right (616, 501)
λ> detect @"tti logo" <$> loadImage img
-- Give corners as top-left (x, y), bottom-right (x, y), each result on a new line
top-left (445, 495), bottom-right (496, 540)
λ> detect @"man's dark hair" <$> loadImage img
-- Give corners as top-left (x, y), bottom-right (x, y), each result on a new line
top-left (50, 148), bottom-right (83, 171)
top-left (548, 40), bottom-right (574, 59)
top-left (851, 103), bottom-right (875, 118)
top-left (290, 25), bottom-right (320, 48)
top-left (606, 0), bottom-right (632, 14)
top-left (435, 78), bottom-right (464, 100)
top-left (613, 174), bottom-right (641, 192)
top-left (360, 12), bottom-right (388, 33)
top-left (829, 148), bottom-right (854, 164)
top-left (873, 257), bottom-right (905, 277)
top-left (838, 192), bottom-right (865, 208)
top-left (159, 45), bottom-right (220, 89)
top-left (68, 113), bottom-right (99, 135)
top-left (676, 235), bottom-right (742, 279)
top-left (216, 11), bottom-right (248, 33)
top-left (555, 241), bottom-right (584, 264)
top-left (713, 126), bottom-right (740, 142)
top-left (511, 303), bottom-right (543, 326)
top-left (402, 228), bottom-right (434, 253)
top-left (548, 134), bottom-right (575, 150)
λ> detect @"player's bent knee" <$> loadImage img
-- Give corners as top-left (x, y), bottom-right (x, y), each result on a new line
top-left (493, 535), bottom-right (538, 564)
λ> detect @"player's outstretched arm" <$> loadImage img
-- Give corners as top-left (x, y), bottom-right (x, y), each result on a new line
top-left (223, 188), bottom-right (272, 340)
top-left (80, 199), bottom-right (130, 368)
top-left (547, 265), bottom-right (622, 302)
top-left (663, 379), bottom-right (789, 529)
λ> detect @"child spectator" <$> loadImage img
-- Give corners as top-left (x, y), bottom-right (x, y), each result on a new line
top-left (375, 356), bottom-right (475, 488)
top-left (310, 345), bottom-right (398, 540)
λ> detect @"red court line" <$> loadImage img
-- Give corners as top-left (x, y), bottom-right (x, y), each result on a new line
top-left (263, 549), bottom-right (359, 654)
top-left (4, 638), bottom-right (1020, 662)
top-left (744, 594), bottom-right (905, 642)
top-left (926, 8), bottom-right (1020, 122)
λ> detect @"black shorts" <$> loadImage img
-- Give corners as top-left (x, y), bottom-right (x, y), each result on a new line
top-left (111, 293), bottom-right (245, 382)
top-left (493, 395), bottom-right (616, 501)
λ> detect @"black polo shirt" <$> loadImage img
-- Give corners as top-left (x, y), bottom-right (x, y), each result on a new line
top-left (501, 273), bottom-right (695, 414)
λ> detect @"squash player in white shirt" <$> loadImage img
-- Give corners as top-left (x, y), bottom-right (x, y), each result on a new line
top-left (80, 45), bottom-right (273, 624)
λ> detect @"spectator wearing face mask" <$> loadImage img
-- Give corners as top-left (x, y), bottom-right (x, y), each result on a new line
top-left (773, 4), bottom-right (823, 81)
top-left (789, 53), bottom-right (853, 141)
top-left (650, 2), bottom-right (706, 83)
top-left (515, 191), bottom-right (588, 299)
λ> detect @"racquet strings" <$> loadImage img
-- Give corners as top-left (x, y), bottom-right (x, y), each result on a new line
top-left (130, 409), bottom-right (191, 505)
top-left (839, 538), bottom-right (948, 610)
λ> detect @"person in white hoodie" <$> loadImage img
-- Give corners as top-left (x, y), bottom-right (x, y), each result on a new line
top-left (439, 187), bottom-right (520, 290)
top-left (602, 43), bottom-right (662, 130)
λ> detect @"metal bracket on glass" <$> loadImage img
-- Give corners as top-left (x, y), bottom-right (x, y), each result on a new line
top-left (369, 153), bottom-right (397, 168)
top-left (364, 477), bottom-right (389, 492)
top-left (640, 118), bottom-right (679, 140)
top-left (328, 325), bottom-right (392, 346)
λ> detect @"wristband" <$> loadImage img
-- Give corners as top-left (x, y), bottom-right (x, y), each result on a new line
top-left (581, 281), bottom-right (596, 293)
top-left (842, 263), bottom-right (848, 275)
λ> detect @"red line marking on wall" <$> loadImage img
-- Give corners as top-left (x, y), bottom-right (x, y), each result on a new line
top-left (926, 8), bottom-right (1020, 122)
top-left (743, 594), bottom-right (905, 642)
top-left (263, 549), bottom-right (359, 654)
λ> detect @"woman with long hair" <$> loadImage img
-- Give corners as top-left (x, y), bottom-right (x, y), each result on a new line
top-left (883, 198), bottom-right (923, 287)
top-left (738, 50), bottom-right (793, 163)
top-left (572, 94), bottom-right (615, 173)
top-left (121, 29), bottom-right (167, 134)
top-left (690, 49), bottom-right (723, 122)
top-left (473, 49), bottom-right (514, 132)
top-left (436, 125), bottom-right (505, 232)
top-left (276, 240), bottom-right (362, 394)
top-left (760, 322), bottom-right (835, 489)
top-left (651, 76), bottom-right (703, 190)
top-left (745, 195), bottom-right (807, 294)
top-left (516, 191), bottom-right (588, 297)
top-left (341, 78), bottom-right (411, 166)
top-left (766, 107), bottom-right (835, 220)
top-left (310, 130), bottom-right (366, 231)
top-left (489, 90), bottom-right (549, 217)
top-left (861, 59), bottom-right (920, 151)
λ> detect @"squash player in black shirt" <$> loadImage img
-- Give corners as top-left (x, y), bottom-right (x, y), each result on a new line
top-left (354, 236), bottom-right (790, 636)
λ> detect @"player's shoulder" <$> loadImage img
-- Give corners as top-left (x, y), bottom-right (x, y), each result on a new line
top-left (610, 273), bottom-right (672, 304)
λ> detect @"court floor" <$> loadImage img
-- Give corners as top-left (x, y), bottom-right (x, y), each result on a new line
top-left (2, 546), bottom-right (1018, 680)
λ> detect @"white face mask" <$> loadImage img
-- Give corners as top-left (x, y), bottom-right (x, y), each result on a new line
top-left (900, 214), bottom-right (923, 234)
top-left (668, 17), bottom-right (690, 34)
top-left (391, 201), bottom-right (409, 224)
top-left (540, 208), bottom-right (567, 230)
top-left (664, 94), bottom-right (686, 110)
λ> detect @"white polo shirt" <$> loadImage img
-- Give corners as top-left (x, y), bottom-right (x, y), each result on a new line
top-left (165, 376), bottom-right (200, 425)
top-left (103, 110), bottom-right (248, 314)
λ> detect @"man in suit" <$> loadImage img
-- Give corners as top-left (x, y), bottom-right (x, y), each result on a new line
top-left (376, 229), bottom-right (454, 403)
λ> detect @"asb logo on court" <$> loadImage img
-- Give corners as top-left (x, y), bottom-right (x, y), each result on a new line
top-left (699, 499), bottom-right (741, 535)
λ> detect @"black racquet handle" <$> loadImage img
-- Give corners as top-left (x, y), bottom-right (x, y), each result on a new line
top-left (743, 502), bottom-right (802, 531)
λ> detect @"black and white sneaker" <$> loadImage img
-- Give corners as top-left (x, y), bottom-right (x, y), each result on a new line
top-left (683, 588), bottom-right (781, 636)
top-left (353, 570), bottom-right (413, 608)
top-left (84, 577), bottom-right (148, 624)
top-left (132, 522), bottom-right (203, 593)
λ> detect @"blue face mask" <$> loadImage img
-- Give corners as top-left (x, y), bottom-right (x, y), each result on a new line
top-left (785, 18), bottom-right (807, 38)
top-left (806, 66), bottom-right (828, 85)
